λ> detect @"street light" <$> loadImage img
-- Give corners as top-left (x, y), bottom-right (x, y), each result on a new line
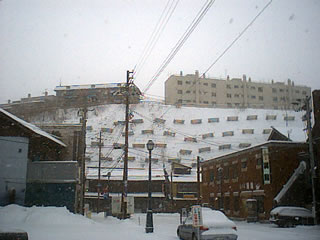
top-left (146, 139), bottom-right (154, 233)
top-left (218, 167), bottom-right (223, 211)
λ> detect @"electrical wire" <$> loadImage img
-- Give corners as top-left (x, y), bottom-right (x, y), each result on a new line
top-left (133, 0), bottom-right (180, 80)
top-left (143, 0), bottom-right (216, 94)
top-left (201, 0), bottom-right (273, 77)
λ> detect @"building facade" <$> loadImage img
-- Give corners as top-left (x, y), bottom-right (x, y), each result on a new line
top-left (201, 141), bottom-right (308, 221)
top-left (165, 71), bottom-right (311, 109)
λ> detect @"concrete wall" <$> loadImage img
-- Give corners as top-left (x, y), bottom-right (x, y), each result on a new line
top-left (0, 137), bottom-right (29, 206)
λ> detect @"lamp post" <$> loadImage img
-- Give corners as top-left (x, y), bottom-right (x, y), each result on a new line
top-left (218, 167), bottom-right (223, 211)
top-left (146, 140), bottom-right (154, 233)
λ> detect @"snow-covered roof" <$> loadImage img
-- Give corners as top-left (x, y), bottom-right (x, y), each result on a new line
top-left (54, 83), bottom-right (124, 91)
top-left (30, 101), bottom-right (307, 179)
top-left (82, 101), bottom-right (306, 170)
top-left (0, 108), bottom-right (66, 147)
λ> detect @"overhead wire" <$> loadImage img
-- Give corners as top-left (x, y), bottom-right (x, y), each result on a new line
top-left (143, 0), bottom-right (216, 94)
top-left (133, 0), bottom-right (180, 80)
top-left (201, 0), bottom-right (273, 77)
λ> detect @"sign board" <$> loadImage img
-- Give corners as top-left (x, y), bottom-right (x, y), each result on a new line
top-left (111, 196), bottom-right (135, 215)
top-left (191, 205), bottom-right (203, 227)
top-left (126, 196), bottom-right (134, 214)
top-left (112, 196), bottom-right (121, 214)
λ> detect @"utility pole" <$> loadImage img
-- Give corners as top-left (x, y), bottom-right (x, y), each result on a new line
top-left (121, 70), bottom-right (133, 219)
top-left (304, 96), bottom-right (317, 225)
top-left (97, 131), bottom-right (102, 213)
top-left (197, 156), bottom-right (201, 204)
top-left (79, 107), bottom-right (88, 215)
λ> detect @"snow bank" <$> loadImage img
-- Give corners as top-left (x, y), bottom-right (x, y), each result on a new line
top-left (0, 204), bottom-right (94, 226)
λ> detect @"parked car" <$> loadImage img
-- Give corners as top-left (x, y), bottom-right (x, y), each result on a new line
top-left (177, 207), bottom-right (238, 240)
top-left (269, 206), bottom-right (314, 227)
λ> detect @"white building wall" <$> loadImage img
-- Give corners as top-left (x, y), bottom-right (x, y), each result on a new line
top-left (0, 137), bottom-right (29, 206)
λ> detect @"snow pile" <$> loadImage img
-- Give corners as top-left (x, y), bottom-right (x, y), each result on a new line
top-left (0, 204), bottom-right (94, 226)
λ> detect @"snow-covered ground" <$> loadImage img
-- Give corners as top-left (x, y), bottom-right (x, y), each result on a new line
top-left (1, 205), bottom-right (319, 240)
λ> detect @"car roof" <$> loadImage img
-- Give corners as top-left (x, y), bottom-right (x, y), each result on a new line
top-left (270, 206), bottom-right (312, 217)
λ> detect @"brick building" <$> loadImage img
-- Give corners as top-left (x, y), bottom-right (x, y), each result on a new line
top-left (201, 141), bottom-right (308, 220)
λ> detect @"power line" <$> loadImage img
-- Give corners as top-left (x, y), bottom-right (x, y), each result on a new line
top-left (143, 0), bottom-right (216, 93)
top-left (201, 0), bottom-right (273, 77)
top-left (133, 0), bottom-right (179, 80)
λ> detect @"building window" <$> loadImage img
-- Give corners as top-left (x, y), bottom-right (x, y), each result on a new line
top-left (234, 196), bottom-right (240, 212)
top-left (210, 171), bottom-right (214, 182)
top-left (211, 83), bottom-right (216, 88)
top-left (272, 88), bottom-right (277, 93)
top-left (234, 94), bottom-right (239, 98)
top-left (177, 99), bottom-right (182, 103)
top-left (227, 94), bottom-right (232, 98)
top-left (259, 96), bottom-right (263, 101)
top-left (232, 165), bottom-right (238, 179)
top-left (178, 80), bottom-right (182, 85)
top-left (258, 87), bottom-right (263, 92)
top-left (295, 90), bottom-right (300, 94)
top-left (186, 81), bottom-right (191, 84)
top-left (227, 84), bottom-right (231, 89)
top-left (225, 197), bottom-right (230, 210)
top-left (177, 90), bottom-right (182, 94)
top-left (224, 166), bottom-right (229, 179)
top-left (302, 91), bottom-right (307, 95)
top-left (273, 97), bottom-right (278, 102)
top-left (212, 101), bottom-right (216, 105)
top-left (250, 86), bottom-right (256, 90)
top-left (212, 92), bottom-right (216, 97)
top-left (203, 101), bottom-right (209, 104)
top-left (227, 103), bottom-right (232, 107)
top-left (234, 85), bottom-right (239, 89)
top-left (204, 83), bottom-right (208, 86)
top-left (279, 89), bottom-right (284, 93)
top-left (241, 158), bottom-right (247, 170)
top-left (186, 90), bottom-right (191, 94)
top-left (251, 95), bottom-right (256, 99)
top-left (280, 97), bottom-right (286, 101)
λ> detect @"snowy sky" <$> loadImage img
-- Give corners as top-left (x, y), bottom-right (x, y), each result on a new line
top-left (1, 0), bottom-right (320, 103)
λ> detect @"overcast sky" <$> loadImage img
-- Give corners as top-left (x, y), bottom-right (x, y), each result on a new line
top-left (0, 0), bottom-right (319, 103)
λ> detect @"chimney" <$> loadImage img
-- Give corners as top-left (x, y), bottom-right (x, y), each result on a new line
top-left (292, 81), bottom-right (294, 86)
top-left (243, 74), bottom-right (247, 82)
top-left (227, 75), bottom-right (230, 81)
top-left (8, 99), bottom-right (11, 104)
top-left (28, 93), bottom-right (31, 98)
top-left (45, 91), bottom-right (48, 96)
top-left (287, 78), bottom-right (291, 86)
top-left (249, 77), bottom-right (252, 82)
top-left (203, 73), bottom-right (206, 78)
top-left (195, 70), bottom-right (199, 77)
top-left (180, 71), bottom-right (183, 76)
top-left (271, 80), bottom-right (274, 84)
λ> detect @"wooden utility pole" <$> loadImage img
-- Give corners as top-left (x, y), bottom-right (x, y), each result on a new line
top-left (79, 107), bottom-right (88, 215)
top-left (97, 131), bottom-right (102, 213)
top-left (197, 156), bottom-right (201, 204)
top-left (121, 70), bottom-right (133, 219)
top-left (305, 96), bottom-right (317, 225)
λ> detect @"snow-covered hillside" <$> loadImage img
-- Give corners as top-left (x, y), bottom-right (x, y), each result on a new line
top-left (36, 101), bottom-right (307, 179)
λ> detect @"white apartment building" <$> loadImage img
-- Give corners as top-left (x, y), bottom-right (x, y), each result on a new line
top-left (165, 71), bottom-right (311, 109)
